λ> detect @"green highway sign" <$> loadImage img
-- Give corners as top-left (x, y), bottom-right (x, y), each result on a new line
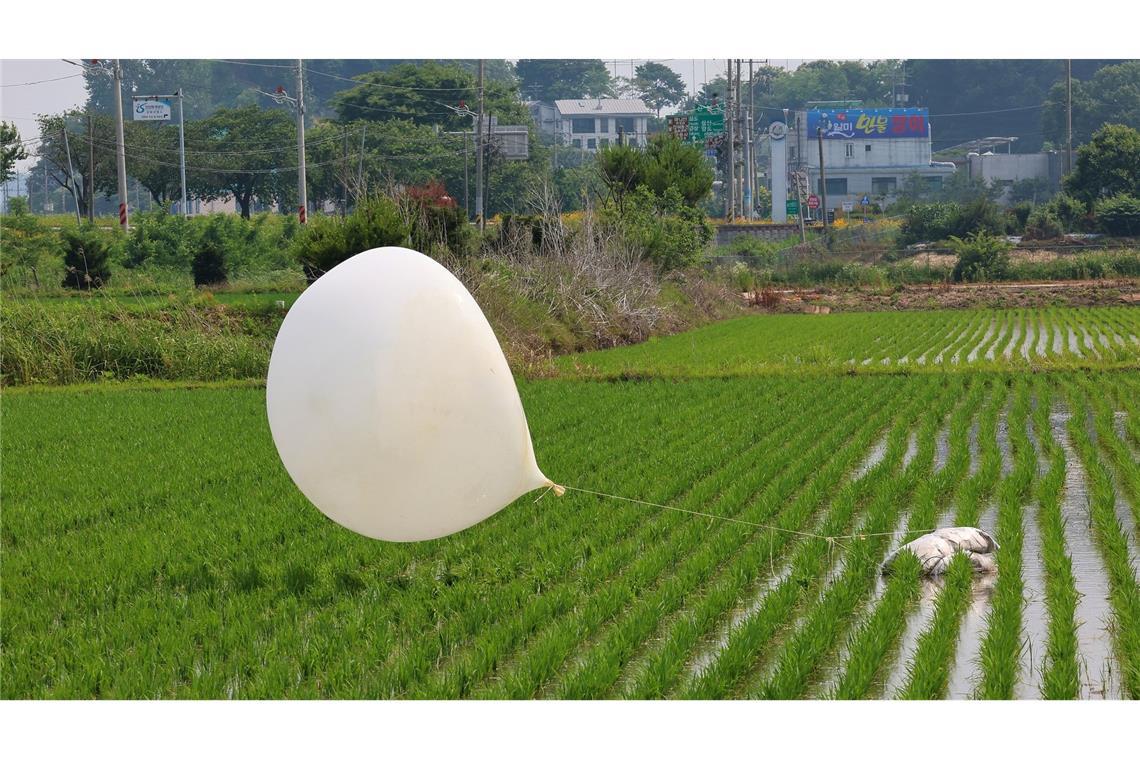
top-left (688, 107), bottom-right (725, 145)
top-left (785, 199), bottom-right (800, 215)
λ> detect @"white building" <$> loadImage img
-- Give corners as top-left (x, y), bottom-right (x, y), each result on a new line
top-left (552, 99), bottom-right (652, 151)
top-left (965, 151), bottom-right (1063, 203)
top-left (788, 107), bottom-right (956, 212)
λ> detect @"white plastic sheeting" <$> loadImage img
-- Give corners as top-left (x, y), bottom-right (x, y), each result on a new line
top-left (881, 527), bottom-right (999, 576)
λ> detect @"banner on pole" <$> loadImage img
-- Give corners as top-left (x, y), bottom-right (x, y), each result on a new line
top-left (132, 97), bottom-right (172, 122)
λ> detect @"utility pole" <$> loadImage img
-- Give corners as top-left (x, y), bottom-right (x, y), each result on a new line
top-left (87, 109), bottom-right (94, 222)
top-left (177, 89), bottom-right (187, 218)
top-left (62, 123), bottom-right (81, 223)
top-left (1066, 59), bottom-right (1073, 176)
top-left (342, 125), bottom-right (349, 217)
top-left (464, 132), bottom-right (470, 219)
top-left (726, 59), bottom-right (734, 221)
top-left (817, 127), bottom-right (829, 243)
top-left (357, 124), bottom-right (366, 199)
top-left (296, 60), bottom-right (307, 224)
top-left (113, 60), bottom-right (129, 231)
top-left (744, 59), bottom-right (753, 220)
top-left (475, 59), bottom-right (485, 230)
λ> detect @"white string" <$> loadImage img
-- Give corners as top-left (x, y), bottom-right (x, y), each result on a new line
top-left (554, 484), bottom-right (933, 543)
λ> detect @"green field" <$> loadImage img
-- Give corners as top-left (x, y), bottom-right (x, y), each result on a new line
top-left (2, 308), bottom-right (1139, 699)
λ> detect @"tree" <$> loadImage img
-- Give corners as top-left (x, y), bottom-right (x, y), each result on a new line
top-left (187, 106), bottom-right (296, 219)
top-left (632, 63), bottom-right (687, 116)
top-left (1043, 61), bottom-right (1140, 147)
top-left (2, 121), bottom-right (27, 184)
top-left (515, 60), bottom-right (614, 102)
top-left (31, 112), bottom-right (120, 218)
top-left (1064, 124), bottom-right (1140, 206)
top-left (641, 135), bottom-right (713, 206)
top-left (127, 121), bottom-right (185, 205)
top-left (595, 144), bottom-right (646, 214)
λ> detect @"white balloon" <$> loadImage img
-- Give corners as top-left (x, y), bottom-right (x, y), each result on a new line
top-left (266, 247), bottom-right (556, 542)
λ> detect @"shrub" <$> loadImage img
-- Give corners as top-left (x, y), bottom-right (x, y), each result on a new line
top-left (949, 231), bottom-right (1012, 283)
top-left (403, 182), bottom-right (475, 257)
top-left (1007, 202), bottom-right (1033, 234)
top-left (192, 234), bottom-right (228, 286)
top-left (122, 208), bottom-right (197, 269)
top-left (899, 203), bottom-right (960, 245)
top-left (60, 225), bottom-right (115, 289)
top-left (1096, 194), bottom-right (1140, 237)
top-left (614, 186), bottom-right (713, 270)
top-left (1024, 207), bottom-right (1064, 240)
top-left (1, 198), bottom-right (59, 288)
top-left (956, 196), bottom-right (1006, 238)
top-left (292, 194), bottom-right (408, 283)
top-left (1045, 193), bottom-right (1087, 233)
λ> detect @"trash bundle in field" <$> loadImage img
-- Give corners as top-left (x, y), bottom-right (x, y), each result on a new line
top-left (881, 527), bottom-right (999, 576)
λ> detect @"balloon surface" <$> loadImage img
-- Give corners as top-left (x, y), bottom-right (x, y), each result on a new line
top-left (266, 247), bottom-right (554, 542)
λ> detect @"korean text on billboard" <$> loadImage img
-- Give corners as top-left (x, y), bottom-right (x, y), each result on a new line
top-left (806, 108), bottom-right (928, 139)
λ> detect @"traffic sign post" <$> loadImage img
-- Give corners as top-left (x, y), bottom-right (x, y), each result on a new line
top-left (807, 194), bottom-right (820, 209)
top-left (786, 199), bottom-right (799, 216)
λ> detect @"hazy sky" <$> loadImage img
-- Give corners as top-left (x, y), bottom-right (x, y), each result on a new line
top-left (1, 58), bottom-right (803, 173)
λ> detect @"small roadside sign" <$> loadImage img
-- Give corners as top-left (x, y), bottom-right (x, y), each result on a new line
top-left (861, 195), bottom-right (870, 205)
top-left (842, 201), bottom-right (854, 212)
top-left (786, 199), bottom-right (800, 215)
top-left (806, 194), bottom-right (820, 210)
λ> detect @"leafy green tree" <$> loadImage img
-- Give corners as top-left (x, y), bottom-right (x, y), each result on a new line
top-left (127, 121), bottom-right (185, 205)
top-left (642, 135), bottom-right (713, 206)
top-left (187, 106), bottom-right (296, 219)
top-left (31, 112), bottom-right (118, 218)
top-left (1064, 124), bottom-right (1140, 206)
top-left (632, 63), bottom-right (687, 116)
top-left (2, 121), bottom-right (27, 184)
top-left (515, 60), bottom-right (614, 101)
top-left (1044, 62), bottom-right (1140, 147)
top-left (595, 144), bottom-right (646, 214)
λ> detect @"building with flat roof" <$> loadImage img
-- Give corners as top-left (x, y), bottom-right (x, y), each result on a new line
top-left (546, 98), bottom-right (653, 151)
top-left (787, 106), bottom-right (956, 212)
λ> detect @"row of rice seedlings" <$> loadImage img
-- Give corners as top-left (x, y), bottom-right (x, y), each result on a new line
top-left (894, 379), bottom-right (1007, 699)
top-left (980, 310), bottom-right (1013, 363)
top-left (904, 313), bottom-right (963, 365)
top-left (471, 379), bottom-right (896, 699)
top-left (556, 376), bottom-right (957, 701)
top-left (1061, 380), bottom-right (1140, 698)
top-left (749, 384), bottom-right (951, 698)
top-left (1080, 375), bottom-right (1140, 536)
top-left (1028, 376), bottom-right (1081, 698)
top-left (873, 312), bottom-right (948, 365)
top-left (371, 378), bottom-right (773, 696)
top-left (673, 380), bottom-right (943, 699)
top-left (411, 378), bottom-right (865, 698)
top-left (610, 383), bottom-right (954, 701)
top-left (896, 554), bottom-right (977, 698)
top-left (1111, 374), bottom-right (1140, 449)
top-left (830, 379), bottom-right (987, 698)
top-left (975, 377), bottom-right (1035, 698)
top-left (928, 311), bottom-right (986, 366)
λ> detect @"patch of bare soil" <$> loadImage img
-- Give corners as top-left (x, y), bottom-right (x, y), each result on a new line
top-left (744, 279), bottom-right (1140, 312)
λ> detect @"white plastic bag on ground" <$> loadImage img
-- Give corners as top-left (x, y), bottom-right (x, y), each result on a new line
top-left (881, 526), bottom-right (999, 576)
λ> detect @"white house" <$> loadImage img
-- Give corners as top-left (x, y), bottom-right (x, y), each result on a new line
top-left (552, 99), bottom-right (652, 151)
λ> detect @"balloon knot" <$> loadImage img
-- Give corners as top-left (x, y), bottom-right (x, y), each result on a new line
top-left (551, 484), bottom-right (566, 497)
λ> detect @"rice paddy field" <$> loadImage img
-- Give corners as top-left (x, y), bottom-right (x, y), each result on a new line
top-left (2, 306), bottom-right (1138, 699)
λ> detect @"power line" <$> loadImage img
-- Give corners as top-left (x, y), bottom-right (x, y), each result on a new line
top-left (1, 73), bottom-right (84, 88)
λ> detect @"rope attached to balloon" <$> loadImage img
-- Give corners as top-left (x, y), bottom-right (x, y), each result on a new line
top-left (539, 482), bottom-right (942, 545)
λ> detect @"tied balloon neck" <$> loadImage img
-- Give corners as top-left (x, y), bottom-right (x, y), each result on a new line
top-left (545, 481), bottom-right (566, 497)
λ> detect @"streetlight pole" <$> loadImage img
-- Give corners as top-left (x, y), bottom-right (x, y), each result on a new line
top-left (296, 60), bottom-right (307, 224)
top-left (817, 127), bottom-right (829, 240)
top-left (113, 60), bottom-right (129, 231)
